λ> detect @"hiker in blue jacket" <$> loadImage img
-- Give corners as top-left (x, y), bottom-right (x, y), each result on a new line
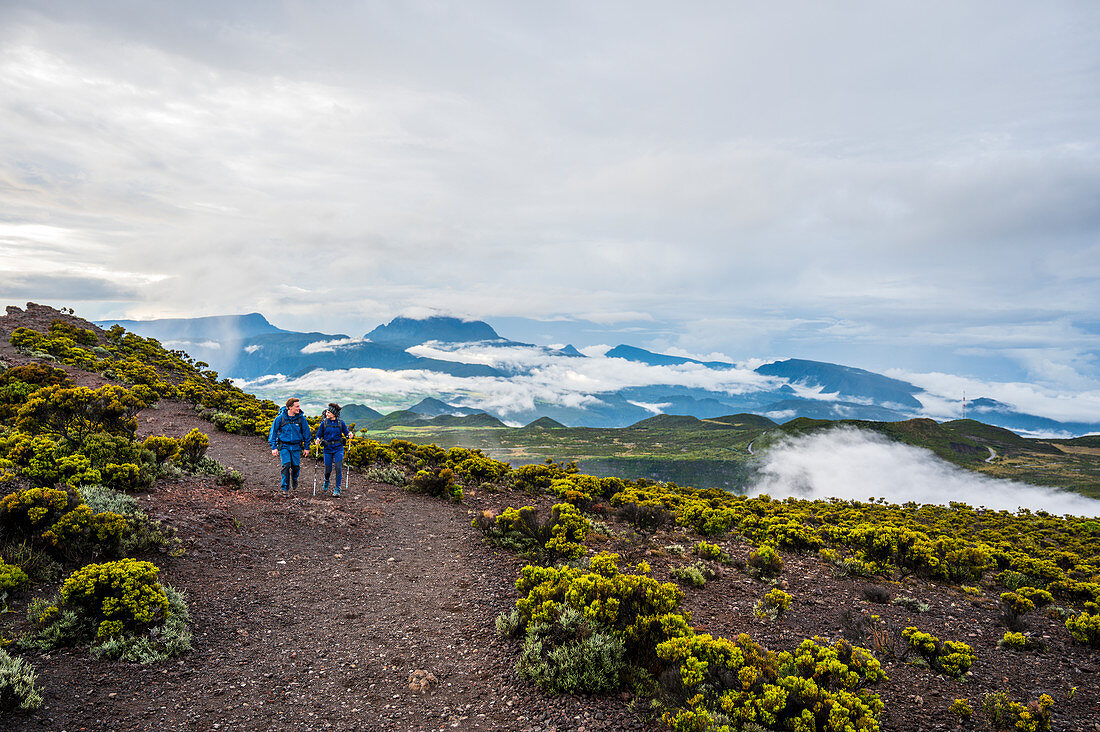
top-left (313, 402), bottom-right (350, 497)
top-left (269, 397), bottom-right (311, 493)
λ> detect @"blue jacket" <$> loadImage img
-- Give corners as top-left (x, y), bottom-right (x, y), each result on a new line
top-left (269, 407), bottom-right (311, 451)
top-left (314, 418), bottom-right (350, 453)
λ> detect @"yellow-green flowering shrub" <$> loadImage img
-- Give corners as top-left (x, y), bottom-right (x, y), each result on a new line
top-left (901, 627), bottom-right (975, 677)
top-left (39, 505), bottom-right (127, 560)
top-left (15, 384), bottom-right (147, 447)
top-left (0, 486), bottom-right (79, 533)
top-left (747, 543), bottom-right (783, 579)
top-left (754, 588), bottom-right (792, 621)
top-left (477, 504), bottom-right (590, 560)
top-left (658, 635), bottom-right (886, 732)
top-left (139, 433), bottom-right (178, 462)
top-left (982, 692), bottom-right (1053, 732)
top-left (1065, 611), bottom-right (1100, 647)
top-left (694, 540), bottom-right (731, 564)
top-left (444, 446), bottom-right (510, 485)
top-left (42, 559), bottom-right (170, 644)
top-left (949, 697), bottom-right (973, 722)
top-left (602, 481), bottom-right (1099, 599)
top-left (410, 466), bottom-right (461, 500)
top-left (344, 438), bottom-right (397, 467)
top-left (511, 459), bottom-right (579, 493)
top-left (513, 552), bottom-right (690, 666)
top-left (1015, 586), bottom-right (1054, 608)
top-left (175, 428), bottom-right (209, 468)
top-left (0, 559), bottom-right (30, 595)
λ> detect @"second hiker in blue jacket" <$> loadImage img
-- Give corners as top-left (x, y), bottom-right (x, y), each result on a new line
top-left (269, 397), bottom-right (311, 493)
top-left (313, 402), bottom-right (350, 497)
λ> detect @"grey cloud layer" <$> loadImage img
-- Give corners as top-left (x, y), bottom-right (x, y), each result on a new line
top-left (1, 1), bottom-right (1098, 396)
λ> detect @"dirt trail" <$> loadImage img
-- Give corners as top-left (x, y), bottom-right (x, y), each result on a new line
top-left (14, 399), bottom-right (650, 731)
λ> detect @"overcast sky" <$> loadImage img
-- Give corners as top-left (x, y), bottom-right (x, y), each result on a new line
top-left (2, 1), bottom-right (1099, 404)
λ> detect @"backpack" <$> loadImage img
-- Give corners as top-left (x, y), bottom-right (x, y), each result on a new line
top-left (318, 419), bottom-right (347, 446)
top-left (274, 412), bottom-right (309, 445)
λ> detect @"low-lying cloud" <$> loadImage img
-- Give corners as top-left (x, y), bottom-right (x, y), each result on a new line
top-left (300, 337), bottom-right (370, 354)
top-left (750, 428), bottom-right (1100, 516)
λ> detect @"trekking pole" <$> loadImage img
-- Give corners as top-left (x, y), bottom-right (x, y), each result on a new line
top-left (312, 443), bottom-right (317, 496)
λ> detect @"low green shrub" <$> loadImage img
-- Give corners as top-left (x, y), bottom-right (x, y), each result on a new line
top-left (140, 435), bottom-right (179, 464)
top-left (891, 595), bottom-right (930, 613)
top-left (617, 501), bottom-right (673, 532)
top-left (1000, 591), bottom-right (1035, 630)
top-left (91, 584), bottom-right (192, 663)
top-left (409, 466), bottom-right (461, 500)
top-left (0, 558), bottom-right (30, 598)
top-left (0, 647), bottom-right (43, 712)
top-left (515, 606), bottom-right (627, 694)
top-left (0, 486), bottom-right (79, 534)
top-left (78, 485), bottom-right (177, 555)
top-left (513, 552), bottom-right (689, 669)
top-left (363, 464), bottom-right (406, 486)
top-left (670, 561), bottom-right (714, 588)
top-left (996, 630), bottom-right (1044, 652)
top-left (1016, 586), bottom-right (1054, 608)
top-left (0, 539), bottom-right (62, 585)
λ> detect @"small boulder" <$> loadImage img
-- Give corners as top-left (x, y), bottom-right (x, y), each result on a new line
top-left (407, 669), bottom-right (437, 692)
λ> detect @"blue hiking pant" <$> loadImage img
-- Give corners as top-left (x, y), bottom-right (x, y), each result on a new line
top-left (278, 447), bottom-right (303, 490)
top-left (323, 448), bottom-right (344, 491)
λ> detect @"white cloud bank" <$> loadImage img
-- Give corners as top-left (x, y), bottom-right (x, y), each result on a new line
top-left (236, 344), bottom-right (783, 417)
top-left (750, 428), bottom-right (1100, 517)
top-left (897, 369), bottom-right (1100, 425)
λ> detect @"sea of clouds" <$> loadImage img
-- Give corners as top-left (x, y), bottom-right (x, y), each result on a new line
top-left (749, 427), bottom-right (1100, 516)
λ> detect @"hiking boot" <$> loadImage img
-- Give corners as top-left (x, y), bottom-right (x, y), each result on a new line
top-left (323, 479), bottom-right (330, 492)
top-left (333, 489), bottom-right (341, 497)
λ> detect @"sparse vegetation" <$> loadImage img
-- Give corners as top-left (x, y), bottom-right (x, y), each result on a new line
top-left (3, 306), bottom-right (1100, 730)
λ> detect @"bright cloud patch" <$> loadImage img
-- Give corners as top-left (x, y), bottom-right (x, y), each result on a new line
top-left (300, 337), bottom-right (370, 354)
top-left (894, 369), bottom-right (1100, 425)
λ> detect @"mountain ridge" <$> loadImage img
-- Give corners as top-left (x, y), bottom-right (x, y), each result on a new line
top-left (94, 312), bottom-right (1100, 436)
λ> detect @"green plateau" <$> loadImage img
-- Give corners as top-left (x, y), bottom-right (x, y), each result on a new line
top-left (356, 412), bottom-right (1100, 499)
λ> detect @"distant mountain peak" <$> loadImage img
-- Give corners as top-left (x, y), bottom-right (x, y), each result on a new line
top-left (364, 316), bottom-right (501, 345)
top-left (407, 396), bottom-right (485, 418)
top-left (605, 344), bottom-right (733, 369)
top-left (95, 312), bottom-right (285, 340)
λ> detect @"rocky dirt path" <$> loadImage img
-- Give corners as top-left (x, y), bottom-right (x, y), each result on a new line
top-left (16, 400), bottom-right (652, 731)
